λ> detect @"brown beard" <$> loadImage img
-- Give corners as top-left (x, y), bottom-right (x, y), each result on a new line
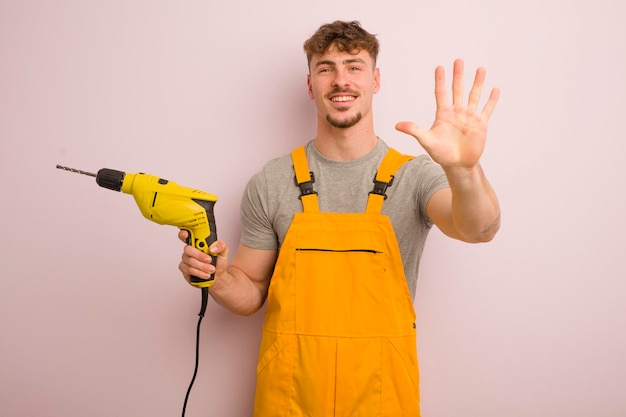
top-left (325, 87), bottom-right (362, 128)
top-left (326, 112), bottom-right (362, 129)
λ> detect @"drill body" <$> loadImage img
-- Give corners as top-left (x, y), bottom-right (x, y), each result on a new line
top-left (96, 168), bottom-right (218, 288)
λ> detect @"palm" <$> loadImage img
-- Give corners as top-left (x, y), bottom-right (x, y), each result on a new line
top-left (396, 59), bottom-right (499, 170)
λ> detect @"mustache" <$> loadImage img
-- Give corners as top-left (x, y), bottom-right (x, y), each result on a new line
top-left (326, 88), bottom-right (359, 98)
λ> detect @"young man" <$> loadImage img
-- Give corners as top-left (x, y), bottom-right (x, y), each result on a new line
top-left (179, 20), bottom-right (500, 417)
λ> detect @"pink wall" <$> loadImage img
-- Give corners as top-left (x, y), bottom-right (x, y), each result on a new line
top-left (1, 0), bottom-right (625, 416)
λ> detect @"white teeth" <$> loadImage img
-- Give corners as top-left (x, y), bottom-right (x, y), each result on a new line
top-left (331, 96), bottom-right (354, 102)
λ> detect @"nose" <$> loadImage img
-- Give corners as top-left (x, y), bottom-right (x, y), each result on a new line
top-left (331, 68), bottom-right (350, 88)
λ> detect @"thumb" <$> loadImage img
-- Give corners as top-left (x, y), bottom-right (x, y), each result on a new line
top-left (395, 121), bottom-right (428, 140)
top-left (209, 240), bottom-right (229, 273)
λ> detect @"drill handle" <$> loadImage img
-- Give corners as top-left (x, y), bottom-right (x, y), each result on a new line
top-left (187, 199), bottom-right (218, 288)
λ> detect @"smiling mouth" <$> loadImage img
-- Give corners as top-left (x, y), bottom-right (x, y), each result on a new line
top-left (328, 88), bottom-right (358, 103)
top-left (330, 95), bottom-right (356, 103)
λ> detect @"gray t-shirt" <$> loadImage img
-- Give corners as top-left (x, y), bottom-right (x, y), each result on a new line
top-left (240, 139), bottom-right (449, 299)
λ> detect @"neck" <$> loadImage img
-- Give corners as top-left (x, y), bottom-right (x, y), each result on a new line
top-left (314, 119), bottom-right (378, 161)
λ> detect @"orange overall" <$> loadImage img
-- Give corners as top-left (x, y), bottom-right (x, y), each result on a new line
top-left (253, 146), bottom-right (420, 417)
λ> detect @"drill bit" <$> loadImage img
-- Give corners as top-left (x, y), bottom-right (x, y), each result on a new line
top-left (56, 165), bottom-right (97, 177)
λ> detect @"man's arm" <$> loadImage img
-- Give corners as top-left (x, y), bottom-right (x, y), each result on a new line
top-left (179, 232), bottom-right (277, 316)
top-left (396, 59), bottom-right (501, 242)
top-left (426, 167), bottom-right (500, 242)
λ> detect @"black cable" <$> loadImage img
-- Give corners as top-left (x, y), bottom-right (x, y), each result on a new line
top-left (198, 287), bottom-right (208, 318)
top-left (182, 287), bottom-right (208, 417)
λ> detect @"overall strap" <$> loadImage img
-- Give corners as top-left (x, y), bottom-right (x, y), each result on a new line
top-left (365, 148), bottom-right (414, 214)
top-left (291, 146), bottom-right (320, 213)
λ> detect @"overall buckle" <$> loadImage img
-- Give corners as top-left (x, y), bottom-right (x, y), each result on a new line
top-left (369, 174), bottom-right (394, 199)
top-left (296, 172), bottom-right (317, 199)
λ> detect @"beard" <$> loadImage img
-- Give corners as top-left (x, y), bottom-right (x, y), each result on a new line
top-left (326, 111), bottom-right (363, 129)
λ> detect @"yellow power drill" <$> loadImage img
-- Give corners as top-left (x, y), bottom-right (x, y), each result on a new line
top-left (56, 165), bottom-right (218, 316)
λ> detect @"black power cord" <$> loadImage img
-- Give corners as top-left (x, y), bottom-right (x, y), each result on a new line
top-left (182, 287), bottom-right (209, 417)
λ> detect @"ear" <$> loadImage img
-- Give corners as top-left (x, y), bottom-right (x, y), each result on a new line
top-left (373, 67), bottom-right (381, 94)
top-left (307, 74), bottom-right (314, 99)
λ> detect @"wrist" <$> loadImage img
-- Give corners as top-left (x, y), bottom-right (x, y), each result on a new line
top-left (443, 164), bottom-right (483, 187)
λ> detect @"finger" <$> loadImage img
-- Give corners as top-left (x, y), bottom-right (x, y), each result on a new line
top-left (180, 246), bottom-right (215, 278)
top-left (178, 262), bottom-right (193, 284)
top-left (178, 229), bottom-right (189, 243)
top-left (395, 121), bottom-right (426, 138)
top-left (468, 67), bottom-right (486, 112)
top-left (183, 244), bottom-right (213, 264)
top-left (434, 65), bottom-right (448, 110)
top-left (452, 59), bottom-right (464, 106)
top-left (211, 241), bottom-right (229, 274)
top-left (179, 259), bottom-right (213, 281)
top-left (208, 239), bottom-right (228, 256)
top-left (481, 87), bottom-right (500, 120)
top-left (178, 259), bottom-right (206, 284)
top-left (395, 121), bottom-right (431, 149)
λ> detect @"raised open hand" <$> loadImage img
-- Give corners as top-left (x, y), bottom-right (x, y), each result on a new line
top-left (396, 59), bottom-right (500, 170)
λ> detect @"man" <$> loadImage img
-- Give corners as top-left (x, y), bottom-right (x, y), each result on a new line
top-left (179, 20), bottom-right (500, 417)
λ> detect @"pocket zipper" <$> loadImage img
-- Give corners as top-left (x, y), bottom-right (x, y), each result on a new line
top-left (296, 248), bottom-right (382, 254)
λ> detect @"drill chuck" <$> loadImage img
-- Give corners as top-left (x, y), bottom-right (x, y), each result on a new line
top-left (96, 168), bottom-right (125, 192)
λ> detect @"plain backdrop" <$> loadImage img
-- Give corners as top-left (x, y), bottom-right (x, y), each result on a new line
top-left (1, 0), bottom-right (625, 416)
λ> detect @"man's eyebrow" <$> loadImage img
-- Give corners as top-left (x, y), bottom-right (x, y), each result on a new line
top-left (313, 57), bottom-right (367, 69)
top-left (313, 60), bottom-right (337, 69)
top-left (343, 58), bottom-right (366, 65)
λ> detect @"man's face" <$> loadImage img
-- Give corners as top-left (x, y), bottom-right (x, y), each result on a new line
top-left (307, 47), bottom-right (380, 129)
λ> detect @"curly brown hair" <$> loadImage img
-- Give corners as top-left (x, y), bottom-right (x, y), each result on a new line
top-left (303, 21), bottom-right (379, 69)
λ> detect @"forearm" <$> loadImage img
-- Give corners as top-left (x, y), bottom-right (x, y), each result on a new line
top-left (205, 243), bottom-right (275, 316)
top-left (444, 164), bottom-right (501, 242)
top-left (208, 266), bottom-right (267, 316)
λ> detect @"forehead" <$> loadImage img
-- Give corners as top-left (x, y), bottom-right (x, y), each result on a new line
top-left (309, 47), bottom-right (374, 69)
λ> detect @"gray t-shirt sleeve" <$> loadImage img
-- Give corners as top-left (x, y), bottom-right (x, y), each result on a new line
top-left (240, 169), bottom-right (279, 250)
top-left (411, 155), bottom-right (450, 227)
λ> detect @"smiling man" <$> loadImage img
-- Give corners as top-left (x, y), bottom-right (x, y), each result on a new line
top-left (309, 51), bottom-right (379, 130)
top-left (179, 20), bottom-right (501, 417)
top-left (305, 29), bottom-right (381, 159)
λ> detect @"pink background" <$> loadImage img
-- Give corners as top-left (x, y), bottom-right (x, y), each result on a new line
top-left (1, 0), bottom-right (624, 416)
